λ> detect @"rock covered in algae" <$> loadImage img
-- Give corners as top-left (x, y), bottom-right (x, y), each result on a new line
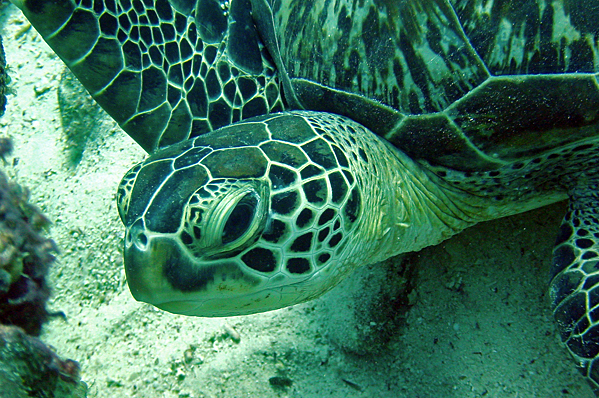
top-left (0, 152), bottom-right (87, 397)
top-left (0, 27), bottom-right (53, 336)
top-left (0, 33), bottom-right (85, 397)
top-left (0, 154), bottom-right (57, 336)
top-left (0, 324), bottom-right (87, 398)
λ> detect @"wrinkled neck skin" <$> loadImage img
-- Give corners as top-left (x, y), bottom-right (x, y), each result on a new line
top-left (342, 134), bottom-right (488, 269)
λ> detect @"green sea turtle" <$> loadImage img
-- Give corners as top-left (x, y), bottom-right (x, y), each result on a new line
top-left (9, 0), bottom-right (599, 392)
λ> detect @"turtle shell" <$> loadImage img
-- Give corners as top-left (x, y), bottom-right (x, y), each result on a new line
top-left (267, 0), bottom-right (599, 171)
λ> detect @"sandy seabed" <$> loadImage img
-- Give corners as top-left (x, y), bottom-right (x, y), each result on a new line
top-left (0, 3), bottom-right (595, 397)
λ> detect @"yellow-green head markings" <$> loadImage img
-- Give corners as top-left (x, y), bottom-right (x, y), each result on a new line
top-left (117, 112), bottom-right (365, 315)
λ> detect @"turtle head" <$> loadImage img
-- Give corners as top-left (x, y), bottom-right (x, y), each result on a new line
top-left (116, 112), bottom-right (362, 316)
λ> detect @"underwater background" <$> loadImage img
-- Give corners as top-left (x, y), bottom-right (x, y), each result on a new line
top-left (0, 1), bottom-right (595, 397)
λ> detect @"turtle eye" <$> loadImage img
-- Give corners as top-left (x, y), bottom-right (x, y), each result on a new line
top-left (221, 193), bottom-right (259, 244)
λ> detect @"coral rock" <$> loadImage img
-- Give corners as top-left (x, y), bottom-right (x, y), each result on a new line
top-left (0, 324), bottom-right (87, 398)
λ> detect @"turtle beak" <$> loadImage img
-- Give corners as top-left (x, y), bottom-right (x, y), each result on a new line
top-left (122, 223), bottom-right (275, 316)
top-left (123, 227), bottom-right (199, 307)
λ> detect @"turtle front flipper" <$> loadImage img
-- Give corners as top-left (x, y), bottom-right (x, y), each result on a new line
top-left (10, 0), bottom-right (283, 152)
top-left (550, 184), bottom-right (599, 393)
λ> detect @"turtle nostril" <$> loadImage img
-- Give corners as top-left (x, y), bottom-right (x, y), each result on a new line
top-left (127, 228), bottom-right (149, 250)
top-left (136, 232), bottom-right (148, 248)
top-left (127, 219), bottom-right (149, 250)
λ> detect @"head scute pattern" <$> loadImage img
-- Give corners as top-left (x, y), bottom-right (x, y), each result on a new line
top-left (118, 112), bottom-right (363, 296)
